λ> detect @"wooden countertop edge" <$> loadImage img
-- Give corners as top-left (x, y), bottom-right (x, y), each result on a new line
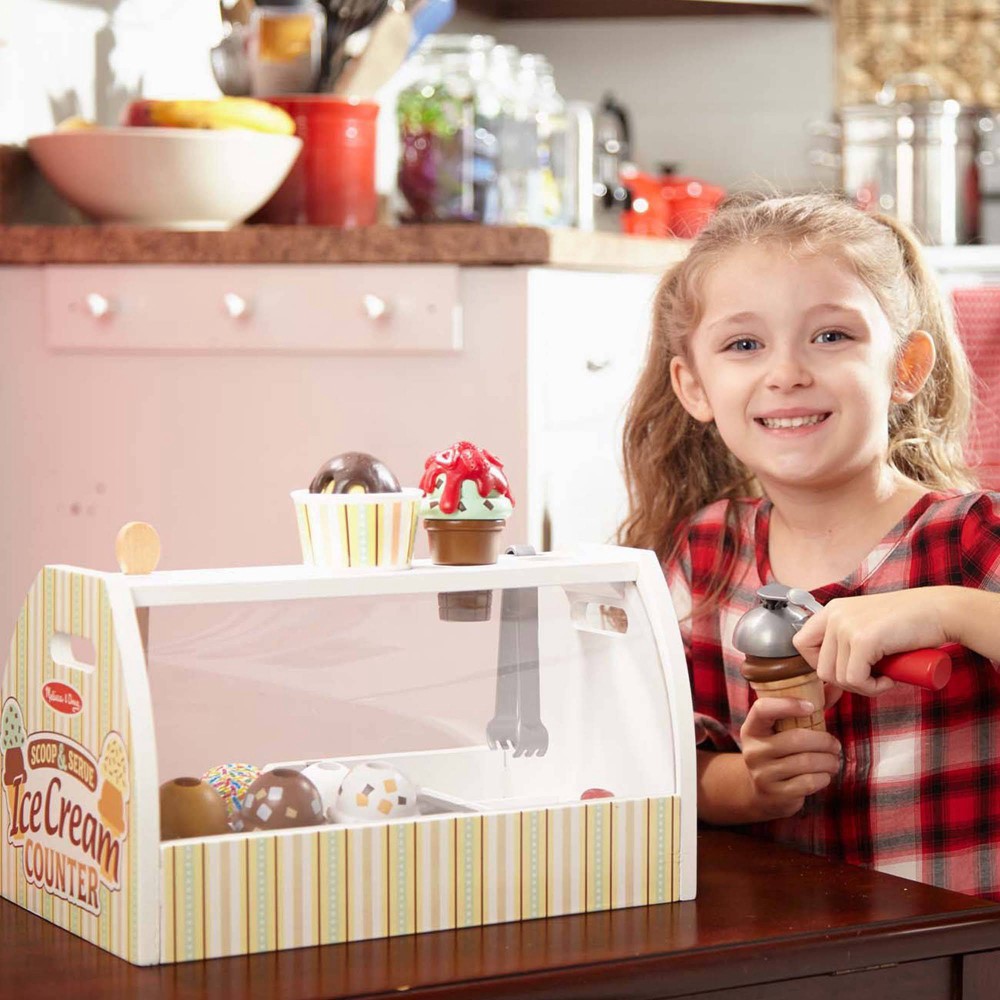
top-left (0, 223), bottom-right (689, 271)
top-left (394, 907), bottom-right (1000, 1000)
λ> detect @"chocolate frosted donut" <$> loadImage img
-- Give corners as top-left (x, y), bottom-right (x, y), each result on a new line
top-left (309, 452), bottom-right (401, 495)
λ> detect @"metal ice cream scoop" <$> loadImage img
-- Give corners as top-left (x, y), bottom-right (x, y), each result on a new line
top-left (732, 583), bottom-right (813, 658)
top-left (734, 583), bottom-right (954, 691)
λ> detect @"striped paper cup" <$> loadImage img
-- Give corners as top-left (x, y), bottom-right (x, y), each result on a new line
top-left (291, 488), bottom-right (421, 570)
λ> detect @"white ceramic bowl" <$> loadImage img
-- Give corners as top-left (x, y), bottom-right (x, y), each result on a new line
top-left (27, 127), bottom-right (302, 229)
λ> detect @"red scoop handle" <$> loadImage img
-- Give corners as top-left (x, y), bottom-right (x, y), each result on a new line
top-left (874, 643), bottom-right (961, 691)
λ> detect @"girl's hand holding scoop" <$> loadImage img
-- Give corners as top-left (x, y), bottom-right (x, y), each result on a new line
top-left (792, 590), bottom-right (954, 702)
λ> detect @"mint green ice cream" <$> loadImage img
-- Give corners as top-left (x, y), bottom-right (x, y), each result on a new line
top-left (421, 476), bottom-right (514, 521)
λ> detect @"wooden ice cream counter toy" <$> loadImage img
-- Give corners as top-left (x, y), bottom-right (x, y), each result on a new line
top-left (0, 527), bottom-right (696, 966)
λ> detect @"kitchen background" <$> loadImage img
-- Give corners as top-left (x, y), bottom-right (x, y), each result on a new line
top-left (2, 2), bottom-right (832, 192)
top-left (3, 1), bottom-right (1000, 779)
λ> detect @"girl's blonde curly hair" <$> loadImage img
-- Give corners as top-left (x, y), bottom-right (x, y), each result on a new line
top-left (618, 191), bottom-right (977, 610)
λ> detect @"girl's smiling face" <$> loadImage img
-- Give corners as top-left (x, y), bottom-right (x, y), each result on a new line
top-left (670, 245), bottom-right (921, 492)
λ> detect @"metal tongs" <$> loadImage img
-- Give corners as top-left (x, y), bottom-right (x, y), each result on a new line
top-left (486, 546), bottom-right (549, 757)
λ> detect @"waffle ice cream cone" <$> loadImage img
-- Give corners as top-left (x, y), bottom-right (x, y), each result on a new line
top-left (97, 733), bottom-right (129, 836)
top-left (748, 672), bottom-right (826, 733)
top-left (742, 655), bottom-right (826, 733)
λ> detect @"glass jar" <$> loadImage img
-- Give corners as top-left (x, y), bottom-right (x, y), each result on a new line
top-left (520, 54), bottom-right (569, 227)
top-left (491, 44), bottom-right (536, 225)
top-left (248, 0), bottom-right (325, 96)
top-left (396, 34), bottom-right (502, 223)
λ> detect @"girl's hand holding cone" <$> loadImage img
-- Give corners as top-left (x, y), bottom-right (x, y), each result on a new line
top-left (738, 697), bottom-right (842, 822)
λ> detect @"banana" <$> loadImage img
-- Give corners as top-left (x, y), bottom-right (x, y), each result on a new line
top-left (55, 116), bottom-right (99, 132)
top-left (124, 98), bottom-right (295, 136)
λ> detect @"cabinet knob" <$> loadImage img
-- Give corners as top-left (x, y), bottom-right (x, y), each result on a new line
top-left (362, 293), bottom-right (390, 320)
top-left (586, 357), bottom-right (611, 372)
top-left (223, 292), bottom-right (249, 319)
top-left (85, 292), bottom-right (114, 319)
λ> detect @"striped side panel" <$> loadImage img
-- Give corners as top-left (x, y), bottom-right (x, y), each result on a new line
top-left (156, 797), bottom-right (683, 962)
top-left (415, 816), bottom-right (455, 933)
top-left (586, 801), bottom-right (612, 912)
top-left (161, 848), bottom-right (176, 963)
top-left (647, 797), bottom-right (674, 905)
top-left (277, 831), bottom-right (321, 950)
top-left (318, 826), bottom-right (347, 945)
top-left (170, 843), bottom-right (206, 962)
top-left (672, 796), bottom-right (681, 901)
top-left (388, 821), bottom-right (415, 936)
top-left (204, 838), bottom-right (248, 958)
top-left (483, 812), bottom-right (521, 924)
top-left (247, 836), bottom-right (277, 954)
top-left (611, 798), bottom-right (648, 908)
top-left (546, 805), bottom-right (586, 917)
top-left (346, 824), bottom-right (388, 941)
top-left (520, 809), bottom-right (547, 919)
top-left (454, 815), bottom-right (482, 928)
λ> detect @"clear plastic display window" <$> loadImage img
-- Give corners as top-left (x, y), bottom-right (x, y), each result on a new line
top-left (149, 582), bottom-right (679, 823)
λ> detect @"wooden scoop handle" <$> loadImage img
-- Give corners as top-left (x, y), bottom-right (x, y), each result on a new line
top-left (874, 643), bottom-right (961, 691)
top-left (114, 521), bottom-right (160, 656)
top-left (115, 521), bottom-right (161, 575)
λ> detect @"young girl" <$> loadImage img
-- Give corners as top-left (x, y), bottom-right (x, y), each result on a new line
top-left (620, 191), bottom-right (1000, 899)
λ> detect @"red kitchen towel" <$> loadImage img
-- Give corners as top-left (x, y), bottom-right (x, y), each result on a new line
top-left (951, 287), bottom-right (1000, 489)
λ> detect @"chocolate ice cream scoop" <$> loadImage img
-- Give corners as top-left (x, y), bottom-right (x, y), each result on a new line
top-left (3, 746), bottom-right (25, 786)
top-left (309, 452), bottom-right (400, 495)
top-left (234, 768), bottom-right (324, 832)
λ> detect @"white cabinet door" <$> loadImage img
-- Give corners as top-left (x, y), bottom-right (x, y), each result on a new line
top-left (526, 269), bottom-right (659, 550)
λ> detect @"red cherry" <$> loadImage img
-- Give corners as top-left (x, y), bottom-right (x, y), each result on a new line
top-left (580, 788), bottom-right (614, 800)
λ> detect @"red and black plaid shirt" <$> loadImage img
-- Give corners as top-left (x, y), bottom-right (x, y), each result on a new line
top-left (665, 490), bottom-right (1000, 899)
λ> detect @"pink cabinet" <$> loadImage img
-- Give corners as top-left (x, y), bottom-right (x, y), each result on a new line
top-left (0, 263), bottom-right (658, 638)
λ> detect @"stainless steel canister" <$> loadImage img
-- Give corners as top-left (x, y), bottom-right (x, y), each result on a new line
top-left (816, 74), bottom-right (991, 246)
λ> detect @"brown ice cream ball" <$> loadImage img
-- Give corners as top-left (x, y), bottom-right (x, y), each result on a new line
top-left (309, 452), bottom-right (400, 495)
top-left (235, 767), bottom-right (324, 832)
top-left (160, 777), bottom-right (230, 841)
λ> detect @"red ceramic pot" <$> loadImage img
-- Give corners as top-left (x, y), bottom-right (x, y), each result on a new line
top-left (253, 96), bottom-right (378, 228)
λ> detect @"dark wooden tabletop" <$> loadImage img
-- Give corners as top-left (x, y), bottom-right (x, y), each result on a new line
top-left (4, 828), bottom-right (1000, 999)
